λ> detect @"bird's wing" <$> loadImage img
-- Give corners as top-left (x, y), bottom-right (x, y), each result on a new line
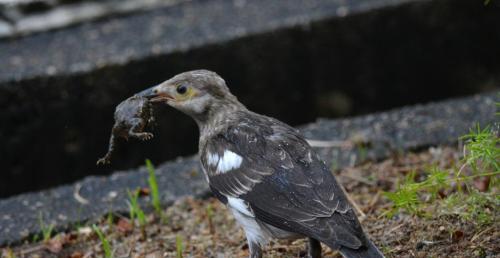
top-left (201, 114), bottom-right (366, 249)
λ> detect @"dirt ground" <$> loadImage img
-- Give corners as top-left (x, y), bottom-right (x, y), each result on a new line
top-left (2, 146), bottom-right (499, 258)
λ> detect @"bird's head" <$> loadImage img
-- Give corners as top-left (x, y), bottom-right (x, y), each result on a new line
top-left (138, 70), bottom-right (243, 124)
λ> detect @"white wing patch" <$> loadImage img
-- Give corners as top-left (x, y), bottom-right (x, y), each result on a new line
top-left (206, 150), bottom-right (243, 174)
top-left (207, 153), bottom-right (219, 166)
top-left (219, 150), bottom-right (243, 174)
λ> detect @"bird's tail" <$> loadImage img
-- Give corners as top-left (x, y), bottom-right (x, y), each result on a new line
top-left (338, 239), bottom-right (385, 258)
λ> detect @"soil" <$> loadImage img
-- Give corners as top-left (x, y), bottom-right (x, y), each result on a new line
top-left (2, 146), bottom-right (498, 258)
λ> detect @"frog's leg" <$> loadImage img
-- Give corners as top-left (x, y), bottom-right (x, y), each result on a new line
top-left (128, 118), bottom-right (153, 140)
top-left (97, 133), bottom-right (116, 165)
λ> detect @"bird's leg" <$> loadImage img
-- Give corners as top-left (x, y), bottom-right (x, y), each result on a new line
top-left (307, 238), bottom-right (322, 258)
top-left (128, 119), bottom-right (153, 140)
top-left (248, 241), bottom-right (263, 258)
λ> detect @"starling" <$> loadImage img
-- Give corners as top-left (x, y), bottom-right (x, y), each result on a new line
top-left (141, 70), bottom-right (384, 258)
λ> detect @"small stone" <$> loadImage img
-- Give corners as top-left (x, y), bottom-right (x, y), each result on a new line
top-left (108, 191), bottom-right (118, 199)
top-left (46, 66), bottom-right (57, 75)
top-left (78, 226), bottom-right (92, 235)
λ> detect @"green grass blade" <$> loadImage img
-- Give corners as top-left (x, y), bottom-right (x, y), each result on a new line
top-left (176, 235), bottom-right (184, 258)
top-left (146, 159), bottom-right (161, 214)
top-left (92, 224), bottom-right (113, 258)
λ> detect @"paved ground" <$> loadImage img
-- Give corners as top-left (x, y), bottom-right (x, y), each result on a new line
top-left (0, 92), bottom-right (497, 246)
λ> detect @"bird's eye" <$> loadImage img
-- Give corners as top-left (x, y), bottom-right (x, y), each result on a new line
top-left (176, 85), bottom-right (187, 94)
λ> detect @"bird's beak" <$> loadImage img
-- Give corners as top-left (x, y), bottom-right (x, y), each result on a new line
top-left (136, 87), bottom-right (157, 99)
top-left (137, 84), bottom-right (175, 103)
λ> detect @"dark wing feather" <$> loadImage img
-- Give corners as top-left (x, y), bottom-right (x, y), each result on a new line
top-left (201, 112), bottom-right (367, 250)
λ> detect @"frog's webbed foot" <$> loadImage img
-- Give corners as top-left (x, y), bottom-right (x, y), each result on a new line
top-left (96, 154), bottom-right (112, 165)
top-left (130, 132), bottom-right (154, 141)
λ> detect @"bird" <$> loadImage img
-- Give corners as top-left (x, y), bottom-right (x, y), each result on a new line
top-left (140, 70), bottom-right (384, 258)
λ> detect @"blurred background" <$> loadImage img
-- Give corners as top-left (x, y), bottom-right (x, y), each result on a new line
top-left (1, 0), bottom-right (499, 198)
